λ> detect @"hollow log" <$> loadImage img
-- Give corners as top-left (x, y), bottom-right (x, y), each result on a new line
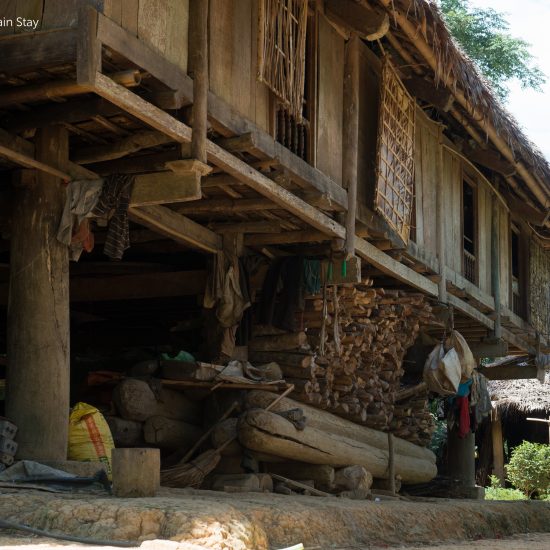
top-left (113, 378), bottom-right (201, 423)
top-left (143, 416), bottom-right (202, 449)
top-left (106, 416), bottom-right (144, 447)
top-left (244, 390), bottom-right (435, 463)
top-left (238, 410), bottom-right (436, 484)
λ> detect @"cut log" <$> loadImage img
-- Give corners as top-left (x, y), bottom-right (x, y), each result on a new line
top-left (238, 409), bottom-right (436, 484)
top-left (249, 351), bottom-right (313, 368)
top-left (334, 466), bottom-right (373, 491)
top-left (143, 416), bottom-right (202, 449)
top-left (106, 416), bottom-right (144, 447)
top-left (244, 391), bottom-right (435, 463)
top-left (249, 332), bottom-right (308, 352)
top-left (113, 378), bottom-right (202, 423)
top-left (112, 448), bottom-right (160, 497)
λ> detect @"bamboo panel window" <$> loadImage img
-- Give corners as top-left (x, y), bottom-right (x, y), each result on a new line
top-left (258, 0), bottom-right (308, 120)
top-left (374, 58), bottom-right (416, 243)
top-left (529, 239), bottom-right (550, 334)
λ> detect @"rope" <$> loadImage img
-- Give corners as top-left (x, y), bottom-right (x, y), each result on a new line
top-left (0, 518), bottom-right (136, 547)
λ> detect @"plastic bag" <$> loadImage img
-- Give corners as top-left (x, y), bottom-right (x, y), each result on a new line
top-left (423, 343), bottom-right (461, 396)
top-left (68, 402), bottom-right (114, 479)
top-left (447, 330), bottom-right (476, 382)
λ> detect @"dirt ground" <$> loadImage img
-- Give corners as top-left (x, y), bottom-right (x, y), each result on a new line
top-left (1, 533), bottom-right (550, 549)
top-left (0, 488), bottom-right (548, 549)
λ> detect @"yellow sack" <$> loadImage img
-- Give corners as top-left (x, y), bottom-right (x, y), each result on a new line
top-left (68, 402), bottom-right (115, 479)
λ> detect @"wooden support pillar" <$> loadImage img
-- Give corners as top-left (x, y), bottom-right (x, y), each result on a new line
top-left (7, 126), bottom-right (70, 460)
top-left (343, 34), bottom-right (360, 258)
top-left (189, 0), bottom-right (209, 164)
top-left (491, 407), bottom-right (505, 487)
top-left (447, 427), bottom-right (475, 487)
top-left (491, 194), bottom-right (502, 338)
top-left (436, 128), bottom-right (447, 302)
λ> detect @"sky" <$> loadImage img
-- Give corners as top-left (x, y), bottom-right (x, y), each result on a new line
top-left (468, 0), bottom-right (550, 161)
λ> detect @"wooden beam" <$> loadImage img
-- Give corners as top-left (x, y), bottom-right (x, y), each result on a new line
top-left (325, 0), bottom-right (389, 41)
top-left (73, 131), bottom-right (172, 164)
top-left (89, 150), bottom-right (182, 175)
top-left (209, 221), bottom-right (282, 234)
top-left (0, 28), bottom-right (77, 75)
top-left (404, 76), bottom-right (454, 111)
top-left (469, 338), bottom-right (508, 359)
top-left (482, 363), bottom-right (536, 380)
top-left (175, 198), bottom-right (277, 214)
top-left (130, 171), bottom-right (201, 207)
top-left (128, 205), bottom-right (221, 253)
top-left (244, 230), bottom-right (328, 246)
top-left (463, 144), bottom-right (515, 177)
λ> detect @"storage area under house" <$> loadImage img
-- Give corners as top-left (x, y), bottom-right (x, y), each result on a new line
top-left (0, 0), bottom-right (549, 508)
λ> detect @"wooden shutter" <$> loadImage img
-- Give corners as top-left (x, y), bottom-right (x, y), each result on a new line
top-left (375, 57), bottom-right (416, 243)
top-left (258, 0), bottom-right (308, 120)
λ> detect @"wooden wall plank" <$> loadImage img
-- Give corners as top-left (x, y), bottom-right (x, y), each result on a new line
top-left (138, 0), bottom-right (168, 57)
top-left (208, 0), bottom-right (268, 132)
top-left (121, 0), bottom-right (139, 36)
top-left (104, 0), bottom-right (123, 25)
top-left (165, 0), bottom-right (188, 71)
top-left (316, 14), bottom-right (344, 185)
top-left (499, 206), bottom-right (510, 308)
top-left (417, 113), bottom-right (439, 255)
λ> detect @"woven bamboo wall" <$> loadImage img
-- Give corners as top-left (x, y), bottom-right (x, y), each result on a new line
top-left (529, 238), bottom-right (550, 335)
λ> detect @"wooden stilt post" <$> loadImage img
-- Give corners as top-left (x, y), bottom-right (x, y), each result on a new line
top-left (491, 194), bottom-right (502, 338)
top-left (7, 126), bottom-right (70, 460)
top-left (436, 127), bottom-right (447, 303)
top-left (447, 427), bottom-right (476, 488)
top-left (189, 0), bottom-right (209, 165)
top-left (491, 407), bottom-right (505, 487)
top-left (343, 34), bottom-right (360, 259)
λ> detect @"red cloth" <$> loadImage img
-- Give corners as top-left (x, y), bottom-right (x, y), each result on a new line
top-left (457, 396), bottom-right (470, 438)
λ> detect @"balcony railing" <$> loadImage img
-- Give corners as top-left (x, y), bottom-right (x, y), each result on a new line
top-left (463, 249), bottom-right (477, 285)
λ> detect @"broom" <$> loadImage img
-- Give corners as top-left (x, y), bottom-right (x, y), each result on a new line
top-left (161, 385), bottom-right (294, 488)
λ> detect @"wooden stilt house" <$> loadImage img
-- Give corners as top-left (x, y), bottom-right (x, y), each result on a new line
top-left (0, 0), bottom-right (549, 489)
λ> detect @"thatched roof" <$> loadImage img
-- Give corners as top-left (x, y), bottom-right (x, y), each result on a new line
top-left (489, 362), bottom-right (550, 416)
top-left (380, 0), bottom-right (550, 210)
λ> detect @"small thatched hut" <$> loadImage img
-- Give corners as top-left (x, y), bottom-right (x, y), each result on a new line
top-left (476, 361), bottom-right (549, 485)
top-left (489, 371), bottom-right (550, 447)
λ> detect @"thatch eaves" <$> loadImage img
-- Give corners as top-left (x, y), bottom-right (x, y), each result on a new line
top-left (489, 369), bottom-right (550, 416)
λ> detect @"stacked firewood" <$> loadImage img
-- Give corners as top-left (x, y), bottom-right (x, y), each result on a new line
top-left (249, 285), bottom-right (434, 435)
top-left (390, 386), bottom-right (436, 447)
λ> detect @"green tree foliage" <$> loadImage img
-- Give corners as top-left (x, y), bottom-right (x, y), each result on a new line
top-left (506, 441), bottom-right (550, 497)
top-left (439, 0), bottom-right (545, 99)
